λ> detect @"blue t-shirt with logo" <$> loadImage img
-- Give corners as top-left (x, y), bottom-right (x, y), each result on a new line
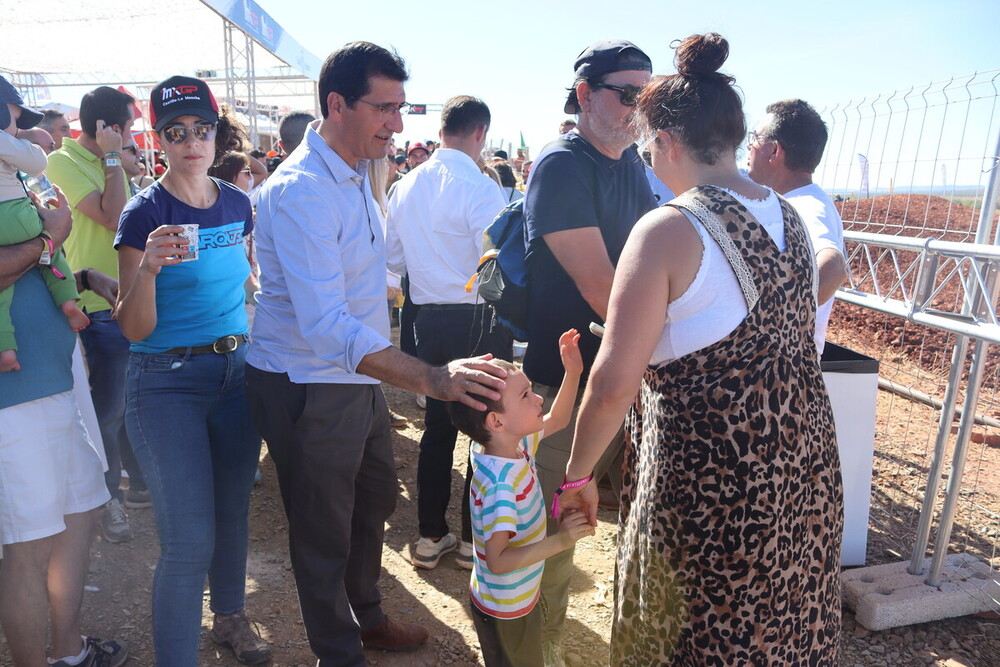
top-left (115, 178), bottom-right (253, 353)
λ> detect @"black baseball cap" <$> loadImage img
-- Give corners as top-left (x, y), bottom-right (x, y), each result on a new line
top-left (564, 39), bottom-right (652, 114)
top-left (0, 74), bottom-right (43, 130)
top-left (149, 76), bottom-right (219, 132)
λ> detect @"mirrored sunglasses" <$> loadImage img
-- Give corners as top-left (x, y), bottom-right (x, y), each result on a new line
top-left (162, 123), bottom-right (217, 145)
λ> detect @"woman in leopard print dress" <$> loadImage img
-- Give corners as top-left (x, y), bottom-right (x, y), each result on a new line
top-left (559, 33), bottom-right (843, 665)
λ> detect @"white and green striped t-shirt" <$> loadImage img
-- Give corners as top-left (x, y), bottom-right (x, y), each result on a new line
top-left (469, 431), bottom-right (547, 619)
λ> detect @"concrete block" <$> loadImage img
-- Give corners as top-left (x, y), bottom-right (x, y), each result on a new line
top-left (842, 553), bottom-right (999, 630)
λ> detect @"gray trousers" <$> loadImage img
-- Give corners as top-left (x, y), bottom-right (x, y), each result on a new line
top-left (245, 365), bottom-right (396, 667)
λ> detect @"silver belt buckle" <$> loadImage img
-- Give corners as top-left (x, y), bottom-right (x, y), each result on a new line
top-left (212, 335), bottom-right (239, 354)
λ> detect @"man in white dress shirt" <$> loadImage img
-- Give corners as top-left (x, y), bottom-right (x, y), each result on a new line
top-left (748, 98), bottom-right (848, 353)
top-left (387, 95), bottom-right (512, 571)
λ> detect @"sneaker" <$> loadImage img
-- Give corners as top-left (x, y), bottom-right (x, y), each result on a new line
top-left (210, 611), bottom-right (272, 665)
top-left (361, 615), bottom-right (428, 651)
top-left (123, 487), bottom-right (151, 509)
top-left (456, 540), bottom-right (474, 570)
top-left (99, 499), bottom-right (133, 543)
top-left (389, 410), bottom-right (409, 428)
top-left (51, 636), bottom-right (129, 667)
top-left (411, 533), bottom-right (457, 570)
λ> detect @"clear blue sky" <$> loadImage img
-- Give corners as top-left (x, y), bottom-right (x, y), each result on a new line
top-left (255, 0), bottom-right (998, 157)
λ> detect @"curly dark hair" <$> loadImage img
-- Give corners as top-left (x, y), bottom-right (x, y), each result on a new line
top-left (213, 104), bottom-right (250, 167)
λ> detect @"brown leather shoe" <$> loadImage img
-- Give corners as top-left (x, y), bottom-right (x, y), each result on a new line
top-left (360, 616), bottom-right (429, 652)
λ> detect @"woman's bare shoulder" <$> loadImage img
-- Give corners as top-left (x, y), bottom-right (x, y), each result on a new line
top-left (631, 204), bottom-right (703, 253)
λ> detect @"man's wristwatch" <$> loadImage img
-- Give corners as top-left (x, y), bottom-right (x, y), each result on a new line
top-left (38, 232), bottom-right (53, 266)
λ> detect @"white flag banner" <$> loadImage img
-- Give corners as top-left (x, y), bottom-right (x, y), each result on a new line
top-left (858, 153), bottom-right (870, 198)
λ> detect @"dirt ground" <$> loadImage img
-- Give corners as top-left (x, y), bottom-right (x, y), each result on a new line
top-left (2, 329), bottom-right (1000, 665)
top-left (0, 377), bottom-right (994, 666)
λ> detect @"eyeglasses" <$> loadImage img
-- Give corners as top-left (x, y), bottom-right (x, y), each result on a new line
top-left (122, 145), bottom-right (139, 154)
top-left (591, 82), bottom-right (643, 107)
top-left (747, 131), bottom-right (774, 148)
top-left (161, 122), bottom-right (217, 144)
top-left (637, 134), bottom-right (657, 154)
top-left (355, 98), bottom-right (411, 116)
top-left (241, 168), bottom-right (252, 176)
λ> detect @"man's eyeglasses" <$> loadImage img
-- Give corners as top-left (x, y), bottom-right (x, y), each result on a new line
top-left (591, 83), bottom-right (643, 107)
top-left (355, 99), bottom-right (411, 116)
top-left (122, 145), bottom-right (139, 154)
top-left (747, 131), bottom-right (774, 148)
top-left (161, 122), bottom-right (217, 144)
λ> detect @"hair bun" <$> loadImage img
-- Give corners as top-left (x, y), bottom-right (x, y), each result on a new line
top-left (674, 32), bottom-right (729, 77)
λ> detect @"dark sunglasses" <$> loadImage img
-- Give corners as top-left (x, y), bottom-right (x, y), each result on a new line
top-left (161, 122), bottom-right (217, 145)
top-left (122, 145), bottom-right (139, 154)
top-left (591, 82), bottom-right (642, 107)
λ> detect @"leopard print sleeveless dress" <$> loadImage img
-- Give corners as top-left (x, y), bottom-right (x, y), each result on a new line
top-left (612, 186), bottom-right (844, 666)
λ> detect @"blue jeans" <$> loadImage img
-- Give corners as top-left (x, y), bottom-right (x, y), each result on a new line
top-left (78, 308), bottom-right (145, 499)
top-left (125, 345), bottom-right (261, 667)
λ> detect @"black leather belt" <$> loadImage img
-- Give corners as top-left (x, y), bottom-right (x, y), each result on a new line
top-left (165, 334), bottom-right (247, 355)
top-left (419, 303), bottom-right (486, 311)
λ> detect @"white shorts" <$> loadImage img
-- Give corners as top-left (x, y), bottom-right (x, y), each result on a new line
top-left (0, 391), bottom-right (110, 545)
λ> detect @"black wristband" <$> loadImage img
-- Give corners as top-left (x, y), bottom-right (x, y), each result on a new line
top-left (80, 268), bottom-right (91, 291)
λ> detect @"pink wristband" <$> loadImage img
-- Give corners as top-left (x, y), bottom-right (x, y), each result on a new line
top-left (550, 473), bottom-right (593, 518)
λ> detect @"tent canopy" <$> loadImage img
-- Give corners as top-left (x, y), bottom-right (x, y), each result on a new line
top-left (0, 0), bottom-right (291, 78)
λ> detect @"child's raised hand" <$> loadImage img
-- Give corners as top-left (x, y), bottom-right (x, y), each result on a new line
top-left (558, 509), bottom-right (596, 546)
top-left (558, 329), bottom-right (583, 376)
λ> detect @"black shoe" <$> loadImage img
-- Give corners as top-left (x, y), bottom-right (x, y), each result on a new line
top-left (123, 487), bottom-right (152, 509)
top-left (51, 636), bottom-right (129, 667)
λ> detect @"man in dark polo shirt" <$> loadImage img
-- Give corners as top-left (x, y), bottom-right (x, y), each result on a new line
top-left (522, 39), bottom-right (656, 666)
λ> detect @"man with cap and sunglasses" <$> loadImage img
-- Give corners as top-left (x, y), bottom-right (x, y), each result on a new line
top-left (521, 39), bottom-right (657, 666)
top-left (46, 85), bottom-right (149, 545)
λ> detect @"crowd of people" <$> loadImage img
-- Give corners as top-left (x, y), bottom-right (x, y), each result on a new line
top-left (0, 30), bottom-right (847, 667)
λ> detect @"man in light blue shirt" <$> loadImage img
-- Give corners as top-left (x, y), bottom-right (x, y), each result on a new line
top-left (245, 42), bottom-right (507, 667)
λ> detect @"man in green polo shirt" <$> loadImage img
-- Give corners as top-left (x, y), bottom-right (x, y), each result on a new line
top-left (47, 86), bottom-right (147, 544)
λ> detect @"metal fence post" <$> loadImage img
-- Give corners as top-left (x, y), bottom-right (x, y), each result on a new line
top-left (907, 124), bottom-right (1000, 575)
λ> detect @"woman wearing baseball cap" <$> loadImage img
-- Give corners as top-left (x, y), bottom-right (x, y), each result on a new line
top-left (114, 76), bottom-right (270, 666)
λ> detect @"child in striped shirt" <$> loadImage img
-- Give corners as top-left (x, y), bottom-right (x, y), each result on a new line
top-left (448, 328), bottom-right (594, 666)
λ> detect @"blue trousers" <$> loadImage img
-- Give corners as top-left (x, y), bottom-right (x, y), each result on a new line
top-left (79, 309), bottom-right (145, 498)
top-left (125, 345), bottom-right (261, 666)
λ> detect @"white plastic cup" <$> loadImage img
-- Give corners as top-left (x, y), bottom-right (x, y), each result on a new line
top-left (178, 224), bottom-right (199, 262)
